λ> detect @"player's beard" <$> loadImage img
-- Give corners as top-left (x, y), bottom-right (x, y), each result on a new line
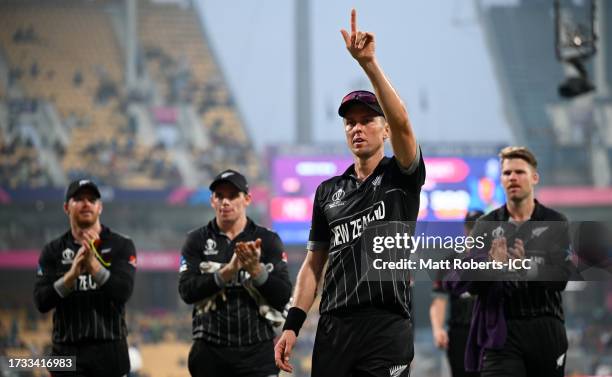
top-left (507, 188), bottom-right (531, 204)
top-left (72, 211), bottom-right (98, 229)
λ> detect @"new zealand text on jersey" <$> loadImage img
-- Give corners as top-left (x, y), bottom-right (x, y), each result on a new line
top-left (330, 201), bottom-right (386, 250)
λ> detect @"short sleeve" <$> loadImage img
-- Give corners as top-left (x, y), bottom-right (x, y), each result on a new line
top-left (393, 146), bottom-right (426, 190)
top-left (307, 185), bottom-right (331, 252)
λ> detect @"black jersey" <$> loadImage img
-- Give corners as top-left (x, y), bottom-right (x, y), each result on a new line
top-left (33, 226), bottom-right (136, 344)
top-left (178, 218), bottom-right (292, 347)
top-left (308, 151), bottom-right (426, 317)
top-left (471, 200), bottom-right (572, 321)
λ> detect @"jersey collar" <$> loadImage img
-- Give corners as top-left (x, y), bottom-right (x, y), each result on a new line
top-left (343, 156), bottom-right (391, 182)
top-left (207, 217), bottom-right (256, 237)
top-left (497, 199), bottom-right (544, 222)
top-left (64, 224), bottom-right (110, 244)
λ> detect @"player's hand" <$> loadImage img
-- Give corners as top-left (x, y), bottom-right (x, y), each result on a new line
top-left (236, 239), bottom-right (263, 278)
top-left (340, 9), bottom-right (376, 65)
top-left (433, 328), bottom-right (449, 349)
top-left (80, 229), bottom-right (101, 274)
top-left (65, 247), bottom-right (87, 285)
top-left (508, 238), bottom-right (525, 260)
top-left (218, 252), bottom-right (242, 283)
top-left (489, 237), bottom-right (509, 264)
top-left (228, 250), bottom-right (242, 272)
top-left (224, 252), bottom-right (242, 276)
top-left (275, 329), bottom-right (297, 373)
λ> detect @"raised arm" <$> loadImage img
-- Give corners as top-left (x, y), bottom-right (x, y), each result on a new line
top-left (340, 9), bottom-right (417, 168)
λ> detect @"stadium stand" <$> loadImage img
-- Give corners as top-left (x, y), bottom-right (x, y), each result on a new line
top-left (0, 0), bottom-right (258, 189)
top-left (137, 0), bottom-right (258, 184)
top-left (0, 307), bottom-right (194, 377)
top-left (0, 122), bottom-right (51, 188)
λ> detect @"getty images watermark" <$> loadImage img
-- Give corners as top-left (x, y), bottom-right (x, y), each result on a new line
top-left (358, 221), bottom-right (612, 282)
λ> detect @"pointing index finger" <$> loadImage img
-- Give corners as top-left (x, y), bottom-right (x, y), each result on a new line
top-left (351, 8), bottom-right (357, 33)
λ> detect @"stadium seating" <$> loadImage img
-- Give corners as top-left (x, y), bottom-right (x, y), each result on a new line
top-left (0, 0), bottom-right (258, 189)
top-left (138, 0), bottom-right (259, 182)
top-left (0, 2), bottom-right (129, 186)
top-left (139, 341), bottom-right (190, 377)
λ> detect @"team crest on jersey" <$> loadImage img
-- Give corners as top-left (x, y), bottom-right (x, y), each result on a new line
top-left (61, 248), bottom-right (75, 264)
top-left (556, 353), bottom-right (566, 368)
top-left (389, 364), bottom-right (407, 377)
top-left (203, 238), bottom-right (218, 255)
top-left (372, 174), bottom-right (383, 187)
top-left (531, 226), bottom-right (549, 238)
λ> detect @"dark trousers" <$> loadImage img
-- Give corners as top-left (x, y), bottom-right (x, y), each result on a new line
top-left (188, 339), bottom-right (278, 377)
top-left (311, 311), bottom-right (413, 377)
top-left (447, 326), bottom-right (479, 377)
top-left (481, 317), bottom-right (568, 377)
top-left (50, 339), bottom-right (130, 377)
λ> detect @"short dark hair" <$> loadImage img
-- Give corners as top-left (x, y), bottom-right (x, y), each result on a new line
top-left (499, 146), bottom-right (538, 169)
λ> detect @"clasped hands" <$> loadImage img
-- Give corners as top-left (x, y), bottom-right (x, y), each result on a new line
top-left (65, 229), bottom-right (103, 285)
top-left (226, 238), bottom-right (264, 279)
top-left (489, 237), bottom-right (525, 264)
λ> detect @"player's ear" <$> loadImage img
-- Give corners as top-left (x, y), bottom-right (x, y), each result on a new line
top-left (63, 202), bottom-right (69, 215)
top-left (98, 202), bottom-right (103, 215)
top-left (244, 193), bottom-right (252, 206)
top-left (383, 121), bottom-right (390, 141)
top-left (533, 171), bottom-right (540, 185)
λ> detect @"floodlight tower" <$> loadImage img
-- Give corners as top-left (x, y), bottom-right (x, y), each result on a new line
top-left (295, 0), bottom-right (312, 144)
top-left (555, 0), bottom-right (610, 186)
top-left (554, 0), bottom-right (596, 98)
top-left (125, 0), bottom-right (138, 91)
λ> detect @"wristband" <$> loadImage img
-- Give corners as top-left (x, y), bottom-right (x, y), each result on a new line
top-left (282, 307), bottom-right (307, 336)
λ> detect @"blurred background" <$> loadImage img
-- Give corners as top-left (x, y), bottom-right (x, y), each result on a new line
top-left (0, 0), bottom-right (610, 376)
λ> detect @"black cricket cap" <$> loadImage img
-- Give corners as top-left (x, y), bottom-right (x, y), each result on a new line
top-left (209, 169), bottom-right (249, 193)
top-left (65, 179), bottom-right (101, 202)
top-left (338, 90), bottom-right (384, 118)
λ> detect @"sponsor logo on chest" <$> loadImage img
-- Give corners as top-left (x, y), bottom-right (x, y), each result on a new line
top-left (76, 275), bottom-right (98, 291)
top-left (329, 201), bottom-right (386, 250)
